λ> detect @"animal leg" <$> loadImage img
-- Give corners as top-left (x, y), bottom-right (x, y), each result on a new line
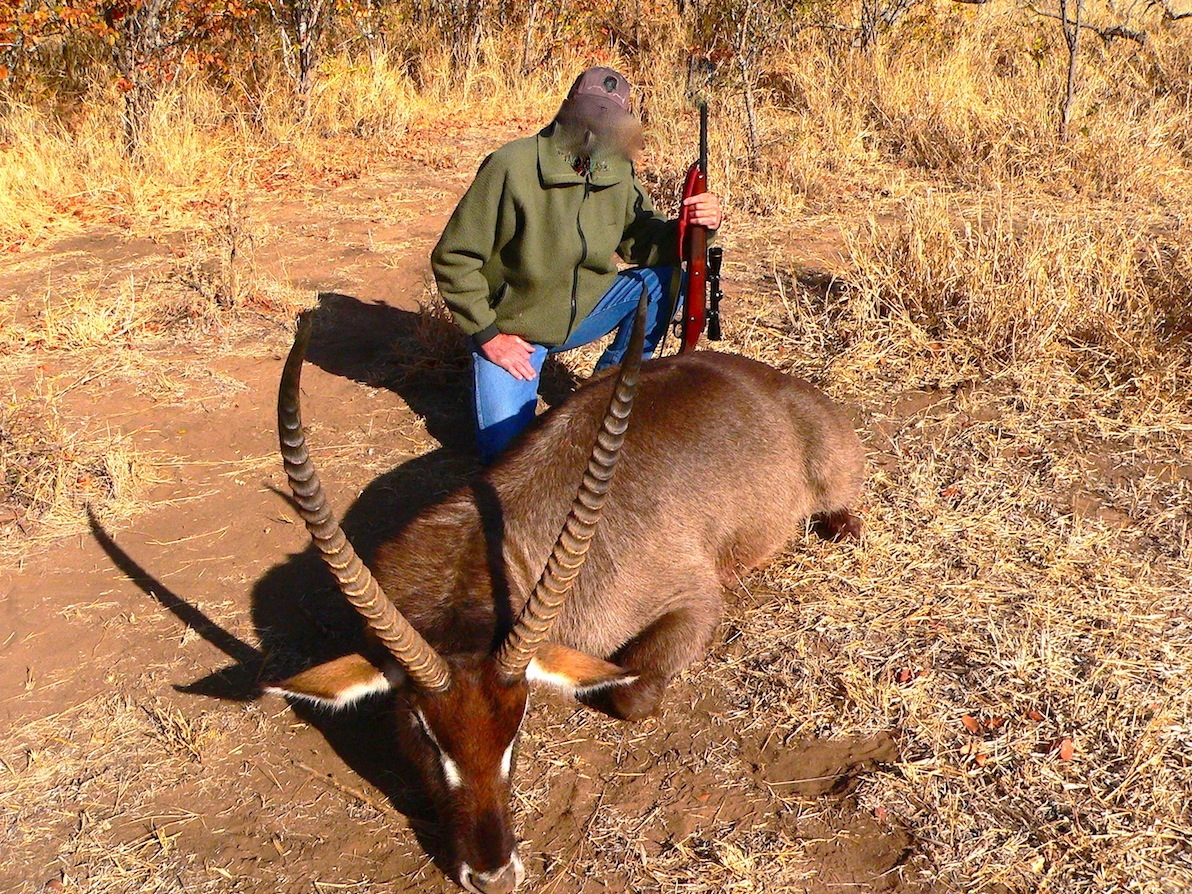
top-left (581, 603), bottom-right (721, 722)
top-left (810, 508), bottom-right (862, 541)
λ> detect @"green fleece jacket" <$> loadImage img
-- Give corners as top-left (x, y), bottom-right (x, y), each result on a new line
top-left (431, 124), bottom-right (679, 348)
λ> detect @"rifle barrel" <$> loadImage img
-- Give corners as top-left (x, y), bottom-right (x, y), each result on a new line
top-left (699, 101), bottom-right (708, 179)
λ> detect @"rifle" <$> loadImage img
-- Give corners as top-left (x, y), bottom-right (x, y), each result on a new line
top-left (676, 100), bottom-right (708, 354)
top-left (675, 82), bottom-right (724, 353)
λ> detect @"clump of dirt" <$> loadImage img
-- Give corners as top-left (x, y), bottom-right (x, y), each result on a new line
top-left (750, 729), bottom-right (900, 797)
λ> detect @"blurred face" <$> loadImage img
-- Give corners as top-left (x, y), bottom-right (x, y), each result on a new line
top-left (554, 94), bottom-right (644, 163)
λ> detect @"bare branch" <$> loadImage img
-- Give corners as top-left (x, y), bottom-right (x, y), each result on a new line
top-left (1147, 0), bottom-right (1192, 21)
top-left (1026, 5), bottom-right (1148, 44)
top-left (788, 21), bottom-right (857, 37)
top-left (1058, 0), bottom-right (1082, 142)
top-left (1098, 23), bottom-right (1148, 42)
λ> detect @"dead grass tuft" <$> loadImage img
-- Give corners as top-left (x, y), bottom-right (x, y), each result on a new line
top-left (388, 289), bottom-right (472, 386)
top-left (141, 702), bottom-right (208, 764)
top-left (0, 389), bottom-right (141, 546)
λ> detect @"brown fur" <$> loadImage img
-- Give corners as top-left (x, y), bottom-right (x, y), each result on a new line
top-left (374, 351), bottom-right (864, 718)
top-left (275, 349), bottom-right (864, 893)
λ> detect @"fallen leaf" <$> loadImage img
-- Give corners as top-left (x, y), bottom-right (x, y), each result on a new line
top-left (961, 714), bottom-right (982, 734)
top-left (959, 741), bottom-right (988, 765)
top-left (1057, 737), bottom-right (1075, 761)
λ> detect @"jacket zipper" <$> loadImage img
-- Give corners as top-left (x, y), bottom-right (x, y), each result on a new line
top-left (569, 175), bottom-right (591, 339)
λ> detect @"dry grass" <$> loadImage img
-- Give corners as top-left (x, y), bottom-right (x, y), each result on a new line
top-left (839, 195), bottom-right (1183, 372)
top-left (0, 34), bottom-right (594, 248)
top-left (0, 200), bottom-right (310, 551)
top-left (705, 182), bottom-right (1192, 892)
top-left (0, 387), bottom-right (141, 550)
top-left (703, 2), bottom-right (1192, 215)
top-left (1, 694), bottom-right (237, 894)
top-left (4, 1), bottom-right (1189, 240)
top-left (0, 211), bottom-right (310, 359)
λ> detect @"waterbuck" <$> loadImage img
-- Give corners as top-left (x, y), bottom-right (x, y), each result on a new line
top-left (270, 295), bottom-right (865, 893)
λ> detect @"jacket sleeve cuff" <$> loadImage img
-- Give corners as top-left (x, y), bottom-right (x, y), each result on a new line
top-left (472, 323), bottom-right (501, 346)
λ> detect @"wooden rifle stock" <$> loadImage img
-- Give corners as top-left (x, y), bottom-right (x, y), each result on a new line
top-left (677, 101), bottom-right (709, 354)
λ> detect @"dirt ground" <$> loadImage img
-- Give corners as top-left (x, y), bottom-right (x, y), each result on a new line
top-left (0, 127), bottom-right (931, 894)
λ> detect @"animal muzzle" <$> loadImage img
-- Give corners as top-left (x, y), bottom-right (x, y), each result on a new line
top-left (459, 851), bottom-right (525, 894)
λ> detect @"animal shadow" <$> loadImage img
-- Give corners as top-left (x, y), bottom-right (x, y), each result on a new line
top-left (304, 292), bottom-right (582, 450)
top-left (88, 479), bottom-right (459, 877)
top-left (90, 293), bottom-right (549, 881)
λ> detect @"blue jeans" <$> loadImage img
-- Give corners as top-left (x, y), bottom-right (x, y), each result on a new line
top-left (471, 266), bottom-right (673, 463)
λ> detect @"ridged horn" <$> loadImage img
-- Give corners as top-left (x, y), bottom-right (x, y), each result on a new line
top-left (278, 312), bottom-right (452, 692)
top-left (496, 286), bottom-right (650, 680)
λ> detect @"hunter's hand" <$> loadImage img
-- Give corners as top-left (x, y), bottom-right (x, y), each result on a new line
top-left (481, 333), bottom-right (538, 381)
top-left (683, 192), bottom-right (723, 230)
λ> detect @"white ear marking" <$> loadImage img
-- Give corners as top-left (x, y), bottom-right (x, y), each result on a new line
top-left (575, 674), bottom-right (639, 696)
top-left (265, 673), bottom-right (392, 711)
top-left (265, 654), bottom-right (395, 710)
top-left (500, 741), bottom-right (514, 779)
top-left (525, 658), bottom-right (576, 693)
top-left (440, 753), bottom-right (463, 789)
top-left (526, 658), bottom-right (638, 696)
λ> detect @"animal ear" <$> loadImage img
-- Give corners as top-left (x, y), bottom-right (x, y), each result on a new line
top-left (264, 653), bottom-right (397, 710)
top-left (527, 642), bottom-right (638, 695)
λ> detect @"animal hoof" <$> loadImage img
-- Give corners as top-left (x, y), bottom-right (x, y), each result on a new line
top-left (811, 508), bottom-right (862, 542)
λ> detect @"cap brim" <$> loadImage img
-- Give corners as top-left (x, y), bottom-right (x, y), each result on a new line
top-left (562, 93), bottom-right (632, 121)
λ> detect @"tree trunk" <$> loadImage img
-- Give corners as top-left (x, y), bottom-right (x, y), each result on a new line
top-left (111, 0), bottom-right (168, 155)
top-left (521, 0), bottom-right (538, 74)
top-left (268, 0), bottom-right (327, 100)
top-left (735, 0), bottom-right (761, 164)
top-left (1059, 0), bottom-right (1082, 142)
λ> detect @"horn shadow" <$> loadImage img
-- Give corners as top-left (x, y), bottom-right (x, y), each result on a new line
top-left (87, 507), bottom-right (262, 699)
